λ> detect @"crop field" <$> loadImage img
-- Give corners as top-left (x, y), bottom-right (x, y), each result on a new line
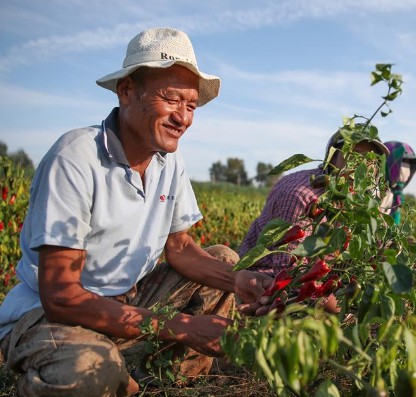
top-left (1, 153), bottom-right (416, 396)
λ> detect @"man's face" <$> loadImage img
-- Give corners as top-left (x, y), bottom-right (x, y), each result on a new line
top-left (121, 65), bottom-right (199, 155)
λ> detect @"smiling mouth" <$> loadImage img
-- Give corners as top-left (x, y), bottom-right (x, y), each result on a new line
top-left (164, 124), bottom-right (183, 137)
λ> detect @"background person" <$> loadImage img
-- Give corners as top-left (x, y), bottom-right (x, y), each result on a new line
top-left (239, 129), bottom-right (389, 276)
top-left (0, 27), bottom-right (273, 397)
top-left (238, 128), bottom-right (389, 313)
top-left (381, 141), bottom-right (416, 224)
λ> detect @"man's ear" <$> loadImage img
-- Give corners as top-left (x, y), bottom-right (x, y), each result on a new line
top-left (116, 76), bottom-right (135, 105)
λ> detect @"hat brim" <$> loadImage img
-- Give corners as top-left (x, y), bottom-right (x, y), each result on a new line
top-left (362, 140), bottom-right (390, 156)
top-left (96, 60), bottom-right (220, 107)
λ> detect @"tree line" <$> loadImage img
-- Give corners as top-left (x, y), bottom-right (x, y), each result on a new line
top-left (1, 140), bottom-right (281, 187)
top-left (0, 141), bottom-right (35, 175)
top-left (209, 158), bottom-right (282, 187)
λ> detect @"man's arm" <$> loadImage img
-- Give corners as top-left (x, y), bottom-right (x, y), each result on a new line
top-left (164, 230), bottom-right (273, 307)
top-left (37, 244), bottom-right (251, 356)
top-left (38, 245), bottom-right (160, 339)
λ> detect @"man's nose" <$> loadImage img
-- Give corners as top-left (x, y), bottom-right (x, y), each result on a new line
top-left (172, 102), bottom-right (189, 125)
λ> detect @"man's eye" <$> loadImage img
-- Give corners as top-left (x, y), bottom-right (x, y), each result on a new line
top-left (167, 98), bottom-right (179, 104)
top-left (187, 104), bottom-right (196, 111)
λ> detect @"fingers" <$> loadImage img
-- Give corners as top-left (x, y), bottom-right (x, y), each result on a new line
top-left (238, 290), bottom-right (289, 317)
top-left (237, 301), bottom-right (264, 316)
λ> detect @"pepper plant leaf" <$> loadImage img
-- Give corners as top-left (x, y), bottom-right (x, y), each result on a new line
top-left (233, 244), bottom-right (273, 271)
top-left (269, 154), bottom-right (317, 175)
top-left (292, 235), bottom-right (327, 257)
top-left (382, 262), bottom-right (414, 294)
top-left (257, 218), bottom-right (290, 246)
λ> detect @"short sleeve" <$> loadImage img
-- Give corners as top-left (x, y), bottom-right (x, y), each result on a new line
top-left (169, 159), bottom-right (202, 234)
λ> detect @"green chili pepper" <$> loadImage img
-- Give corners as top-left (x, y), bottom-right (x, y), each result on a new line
top-left (328, 181), bottom-right (347, 199)
top-left (358, 284), bottom-right (380, 322)
top-left (309, 174), bottom-right (331, 189)
top-left (345, 279), bottom-right (362, 302)
top-left (395, 369), bottom-right (416, 397)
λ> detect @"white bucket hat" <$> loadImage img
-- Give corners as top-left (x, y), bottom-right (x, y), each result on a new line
top-left (96, 27), bottom-right (221, 106)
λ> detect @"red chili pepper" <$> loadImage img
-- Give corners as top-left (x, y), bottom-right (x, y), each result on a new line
top-left (272, 297), bottom-right (286, 313)
top-left (263, 269), bottom-right (293, 296)
top-left (342, 227), bottom-right (351, 251)
top-left (296, 280), bottom-right (320, 302)
top-left (313, 276), bottom-right (340, 297)
top-left (289, 255), bottom-right (299, 265)
top-left (200, 235), bottom-right (205, 245)
top-left (3, 274), bottom-right (11, 287)
top-left (306, 198), bottom-right (325, 219)
top-left (0, 222), bottom-right (4, 232)
top-left (1, 186), bottom-right (8, 201)
top-left (299, 259), bottom-right (331, 283)
top-left (9, 194), bottom-right (16, 205)
top-left (276, 225), bottom-right (305, 246)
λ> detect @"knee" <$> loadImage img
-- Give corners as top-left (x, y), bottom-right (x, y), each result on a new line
top-left (204, 244), bottom-right (240, 264)
top-left (17, 330), bottom-right (130, 397)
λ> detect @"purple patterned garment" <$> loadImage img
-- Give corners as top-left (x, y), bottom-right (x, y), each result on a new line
top-left (239, 168), bottom-right (325, 277)
top-left (384, 141), bottom-right (416, 224)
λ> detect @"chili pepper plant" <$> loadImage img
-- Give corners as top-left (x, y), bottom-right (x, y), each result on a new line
top-left (0, 156), bottom-right (30, 299)
top-left (223, 64), bottom-right (416, 396)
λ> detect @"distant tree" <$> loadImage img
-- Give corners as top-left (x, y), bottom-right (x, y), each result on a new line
top-left (256, 161), bottom-right (283, 187)
top-left (0, 140), bottom-right (35, 173)
top-left (209, 161), bottom-right (227, 183)
top-left (0, 141), bottom-right (7, 156)
top-left (209, 158), bottom-right (250, 186)
top-left (256, 162), bottom-right (274, 186)
top-left (9, 149), bottom-right (34, 170)
top-left (225, 158), bottom-right (249, 186)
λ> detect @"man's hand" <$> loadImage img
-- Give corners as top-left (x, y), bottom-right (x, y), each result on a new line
top-left (161, 313), bottom-right (233, 357)
top-left (233, 270), bottom-right (274, 316)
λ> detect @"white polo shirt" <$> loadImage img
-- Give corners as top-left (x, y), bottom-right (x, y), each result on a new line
top-left (0, 108), bottom-right (202, 339)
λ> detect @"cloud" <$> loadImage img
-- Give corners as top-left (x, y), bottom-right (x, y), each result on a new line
top-left (2, 1), bottom-right (416, 71)
top-left (0, 82), bottom-right (105, 108)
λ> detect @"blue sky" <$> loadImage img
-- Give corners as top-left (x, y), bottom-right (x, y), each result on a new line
top-left (1, 0), bottom-right (416, 193)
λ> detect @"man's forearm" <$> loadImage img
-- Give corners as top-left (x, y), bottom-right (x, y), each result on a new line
top-left (165, 237), bottom-right (236, 293)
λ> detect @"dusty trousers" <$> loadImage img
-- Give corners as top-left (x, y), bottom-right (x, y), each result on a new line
top-left (0, 245), bottom-right (239, 397)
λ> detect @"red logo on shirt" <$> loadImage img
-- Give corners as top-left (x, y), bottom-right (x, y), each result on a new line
top-left (160, 194), bottom-right (175, 202)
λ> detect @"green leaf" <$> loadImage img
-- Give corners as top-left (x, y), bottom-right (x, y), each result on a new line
top-left (327, 227), bottom-right (347, 253)
top-left (382, 262), bottom-right (414, 294)
top-left (315, 379), bottom-right (341, 397)
top-left (380, 295), bottom-right (396, 320)
top-left (257, 218), bottom-right (290, 246)
top-left (269, 154), bottom-right (317, 175)
top-left (256, 348), bottom-right (274, 383)
top-left (383, 90), bottom-right (401, 101)
top-left (354, 164), bottom-right (368, 190)
top-left (292, 235), bottom-right (327, 257)
top-left (403, 328), bottom-right (416, 372)
top-left (370, 72), bottom-right (383, 86)
top-left (233, 244), bottom-right (273, 271)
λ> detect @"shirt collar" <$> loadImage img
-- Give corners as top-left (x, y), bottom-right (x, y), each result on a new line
top-left (102, 108), bottom-right (129, 165)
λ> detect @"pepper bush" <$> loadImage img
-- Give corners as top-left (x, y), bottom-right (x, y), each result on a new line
top-left (223, 64), bottom-right (416, 396)
top-left (0, 156), bottom-right (30, 300)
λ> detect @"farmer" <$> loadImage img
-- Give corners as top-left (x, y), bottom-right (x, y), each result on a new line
top-left (0, 27), bottom-right (274, 397)
top-left (239, 127), bottom-right (389, 311)
top-left (380, 141), bottom-right (416, 224)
